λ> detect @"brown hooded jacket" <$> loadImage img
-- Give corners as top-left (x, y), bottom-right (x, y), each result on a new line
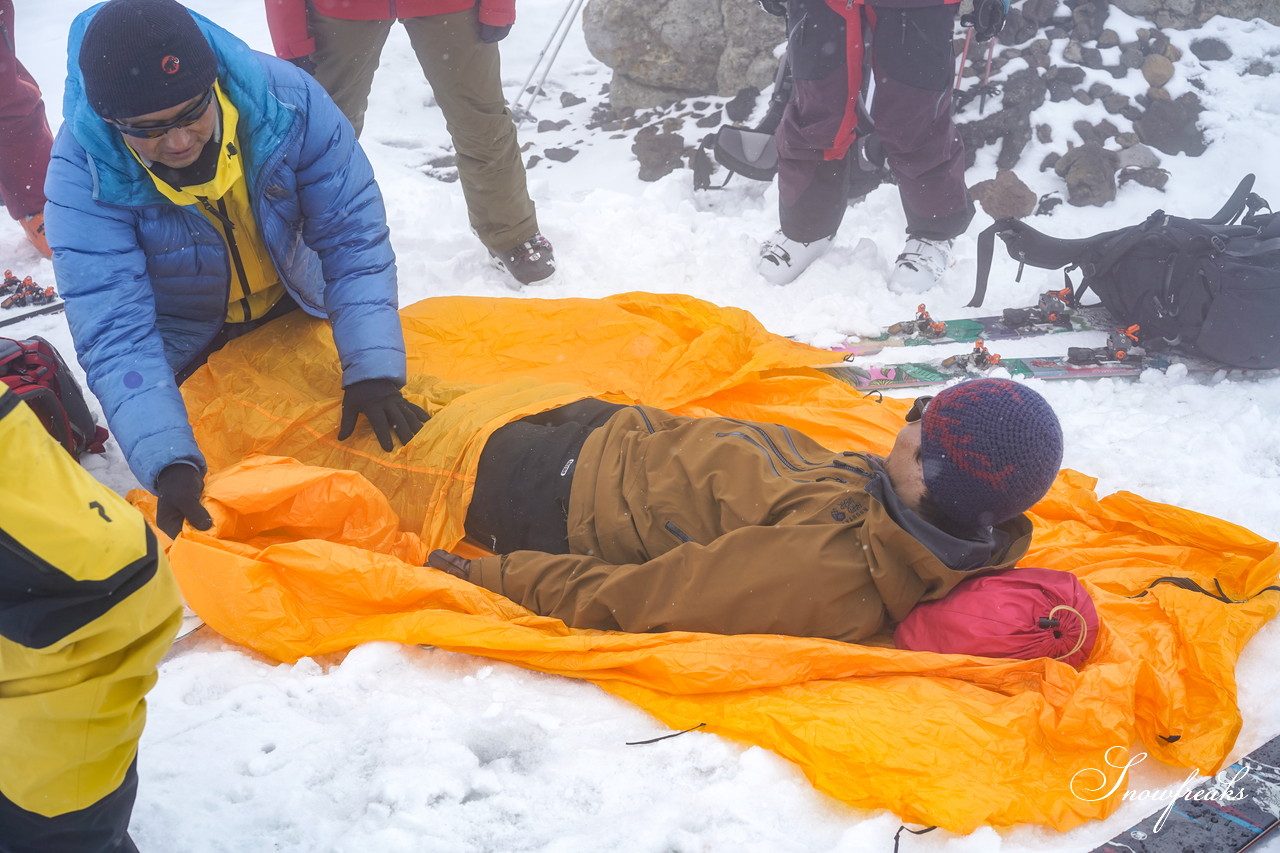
top-left (470, 405), bottom-right (1032, 642)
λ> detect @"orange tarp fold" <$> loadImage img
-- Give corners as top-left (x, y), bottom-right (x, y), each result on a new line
top-left (163, 293), bottom-right (1280, 833)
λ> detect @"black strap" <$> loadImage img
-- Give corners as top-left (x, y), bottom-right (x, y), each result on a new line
top-left (1129, 576), bottom-right (1280, 604)
top-left (625, 723), bottom-right (706, 745)
top-left (1222, 236), bottom-right (1280, 258)
top-left (968, 217), bottom-right (1120, 307)
top-left (754, 49), bottom-right (794, 136)
top-left (692, 135), bottom-right (728, 191)
top-left (1240, 192), bottom-right (1272, 226)
top-left (968, 218), bottom-right (1014, 307)
top-left (1253, 211), bottom-right (1280, 239)
top-left (1197, 173), bottom-right (1256, 225)
top-left (1069, 211), bottom-right (1172, 309)
top-left (892, 825), bottom-right (937, 852)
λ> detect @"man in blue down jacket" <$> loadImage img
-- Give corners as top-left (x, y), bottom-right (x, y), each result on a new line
top-left (45, 0), bottom-right (427, 537)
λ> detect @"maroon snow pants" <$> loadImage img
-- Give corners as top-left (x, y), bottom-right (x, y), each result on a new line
top-left (0, 0), bottom-right (53, 222)
top-left (775, 0), bottom-right (973, 243)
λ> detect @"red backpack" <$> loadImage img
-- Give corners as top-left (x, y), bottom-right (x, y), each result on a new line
top-left (0, 336), bottom-right (108, 460)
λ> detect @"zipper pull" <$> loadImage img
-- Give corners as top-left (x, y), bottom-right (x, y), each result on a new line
top-left (196, 196), bottom-right (236, 232)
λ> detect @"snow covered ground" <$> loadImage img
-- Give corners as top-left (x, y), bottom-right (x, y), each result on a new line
top-left (5, 1), bottom-right (1280, 850)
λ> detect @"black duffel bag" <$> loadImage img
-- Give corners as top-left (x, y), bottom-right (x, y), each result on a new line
top-left (971, 174), bottom-right (1280, 369)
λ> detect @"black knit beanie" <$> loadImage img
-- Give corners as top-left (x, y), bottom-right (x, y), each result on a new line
top-left (79, 0), bottom-right (217, 120)
top-left (920, 378), bottom-right (1063, 530)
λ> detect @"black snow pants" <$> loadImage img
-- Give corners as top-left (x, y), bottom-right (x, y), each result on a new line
top-left (465, 398), bottom-right (626, 554)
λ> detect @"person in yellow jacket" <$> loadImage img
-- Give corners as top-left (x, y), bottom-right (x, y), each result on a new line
top-left (0, 386), bottom-right (181, 852)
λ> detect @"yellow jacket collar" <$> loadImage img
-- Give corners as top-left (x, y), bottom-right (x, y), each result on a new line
top-left (132, 81), bottom-right (244, 205)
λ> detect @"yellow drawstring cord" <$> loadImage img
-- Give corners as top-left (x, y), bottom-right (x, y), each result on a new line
top-left (1048, 604), bottom-right (1089, 661)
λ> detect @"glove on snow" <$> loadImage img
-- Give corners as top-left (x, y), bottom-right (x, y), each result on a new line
top-left (337, 378), bottom-right (430, 452)
top-left (156, 463), bottom-right (213, 539)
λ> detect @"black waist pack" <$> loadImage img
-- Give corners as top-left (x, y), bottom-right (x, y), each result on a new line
top-left (971, 174), bottom-right (1280, 369)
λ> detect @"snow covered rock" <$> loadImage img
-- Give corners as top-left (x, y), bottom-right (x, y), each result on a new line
top-left (582, 0), bottom-right (785, 109)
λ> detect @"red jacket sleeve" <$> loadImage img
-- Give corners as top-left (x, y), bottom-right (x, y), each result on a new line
top-left (478, 0), bottom-right (515, 27)
top-left (263, 0), bottom-right (316, 59)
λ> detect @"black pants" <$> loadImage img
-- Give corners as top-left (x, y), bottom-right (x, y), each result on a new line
top-left (465, 398), bottom-right (625, 554)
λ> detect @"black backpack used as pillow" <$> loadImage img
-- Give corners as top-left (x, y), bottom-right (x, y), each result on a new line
top-left (972, 174), bottom-right (1280, 369)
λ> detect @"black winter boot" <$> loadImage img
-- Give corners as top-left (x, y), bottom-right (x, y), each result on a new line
top-left (492, 233), bottom-right (556, 285)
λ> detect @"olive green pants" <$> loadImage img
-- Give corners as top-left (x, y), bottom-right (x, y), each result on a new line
top-left (309, 7), bottom-right (538, 253)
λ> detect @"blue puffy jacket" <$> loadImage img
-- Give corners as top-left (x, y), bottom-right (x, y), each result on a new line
top-left (45, 5), bottom-right (407, 492)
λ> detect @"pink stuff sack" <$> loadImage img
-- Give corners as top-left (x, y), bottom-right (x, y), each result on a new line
top-left (893, 567), bottom-right (1099, 669)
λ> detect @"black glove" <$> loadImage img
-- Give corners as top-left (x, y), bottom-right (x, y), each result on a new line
top-left (288, 55), bottom-right (318, 76)
top-left (155, 463), bottom-right (213, 539)
top-left (758, 0), bottom-right (787, 16)
top-left (961, 0), bottom-right (1010, 42)
top-left (479, 23), bottom-right (512, 43)
top-left (428, 550), bottom-right (472, 582)
top-left (337, 378), bottom-right (430, 452)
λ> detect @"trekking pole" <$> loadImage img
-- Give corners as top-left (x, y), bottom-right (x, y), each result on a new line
top-left (954, 27), bottom-right (973, 95)
top-left (978, 37), bottom-right (997, 114)
top-left (511, 0), bottom-right (576, 115)
top-left (510, 0), bottom-right (590, 124)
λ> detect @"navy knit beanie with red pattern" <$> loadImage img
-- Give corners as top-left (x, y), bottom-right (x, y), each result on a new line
top-left (79, 0), bottom-right (217, 120)
top-left (920, 378), bottom-right (1063, 530)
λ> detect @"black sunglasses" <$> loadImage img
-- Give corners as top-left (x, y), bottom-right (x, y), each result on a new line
top-left (905, 395), bottom-right (933, 424)
top-left (111, 86), bottom-right (215, 139)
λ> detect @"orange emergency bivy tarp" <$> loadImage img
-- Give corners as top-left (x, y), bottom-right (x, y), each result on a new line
top-left (163, 292), bottom-right (1280, 833)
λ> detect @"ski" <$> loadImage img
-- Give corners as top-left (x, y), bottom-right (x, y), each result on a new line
top-left (162, 608), bottom-right (207, 662)
top-left (828, 291), bottom-right (1113, 357)
top-left (1089, 733), bottom-right (1280, 853)
top-left (175, 610), bottom-right (205, 643)
top-left (0, 269), bottom-right (63, 329)
top-left (817, 337), bottom-right (1279, 390)
top-left (0, 299), bottom-right (65, 329)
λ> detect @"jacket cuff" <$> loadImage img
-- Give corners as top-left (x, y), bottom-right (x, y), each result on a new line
top-left (281, 37), bottom-right (317, 60)
top-left (332, 308), bottom-right (408, 387)
top-left (478, 0), bottom-right (516, 27)
top-left (133, 431), bottom-right (206, 495)
top-left (470, 555), bottom-right (505, 592)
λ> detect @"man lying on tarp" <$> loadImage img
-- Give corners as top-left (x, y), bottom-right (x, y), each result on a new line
top-left (424, 377), bottom-right (1064, 642)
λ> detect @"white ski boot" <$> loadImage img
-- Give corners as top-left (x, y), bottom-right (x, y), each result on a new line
top-left (887, 237), bottom-right (954, 294)
top-left (756, 232), bottom-right (835, 285)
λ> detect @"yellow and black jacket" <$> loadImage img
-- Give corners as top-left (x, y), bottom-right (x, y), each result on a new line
top-left (0, 387), bottom-right (181, 845)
